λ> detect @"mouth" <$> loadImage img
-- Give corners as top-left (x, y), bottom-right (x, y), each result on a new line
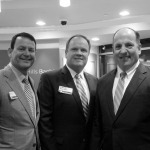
top-left (21, 58), bottom-right (32, 62)
top-left (74, 57), bottom-right (83, 60)
top-left (119, 56), bottom-right (130, 59)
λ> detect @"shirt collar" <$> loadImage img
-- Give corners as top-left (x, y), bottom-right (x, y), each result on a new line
top-left (9, 63), bottom-right (28, 82)
top-left (117, 60), bottom-right (140, 78)
top-left (66, 64), bottom-right (84, 79)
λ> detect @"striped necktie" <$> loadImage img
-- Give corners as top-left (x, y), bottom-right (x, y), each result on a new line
top-left (75, 74), bottom-right (89, 119)
top-left (22, 78), bottom-right (35, 118)
top-left (113, 72), bottom-right (126, 114)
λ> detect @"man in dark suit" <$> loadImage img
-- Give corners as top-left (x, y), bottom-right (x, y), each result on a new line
top-left (0, 32), bottom-right (40, 150)
top-left (38, 34), bottom-right (98, 150)
top-left (90, 27), bottom-right (150, 150)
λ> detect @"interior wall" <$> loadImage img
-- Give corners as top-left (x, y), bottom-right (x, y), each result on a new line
top-left (0, 48), bottom-right (60, 89)
top-left (59, 45), bottom-right (100, 78)
top-left (29, 48), bottom-right (60, 89)
top-left (0, 39), bottom-right (100, 89)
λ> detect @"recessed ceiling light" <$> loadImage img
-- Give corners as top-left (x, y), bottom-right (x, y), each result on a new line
top-left (119, 11), bottom-right (130, 16)
top-left (59, 0), bottom-right (70, 7)
top-left (91, 37), bottom-right (100, 41)
top-left (36, 21), bottom-right (46, 26)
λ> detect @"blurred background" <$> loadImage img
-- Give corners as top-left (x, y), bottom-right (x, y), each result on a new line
top-left (0, 0), bottom-right (150, 88)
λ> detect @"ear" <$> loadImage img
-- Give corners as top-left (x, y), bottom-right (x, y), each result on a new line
top-left (7, 48), bottom-right (13, 57)
top-left (65, 49), bottom-right (68, 58)
top-left (138, 43), bottom-right (141, 55)
top-left (112, 44), bottom-right (115, 53)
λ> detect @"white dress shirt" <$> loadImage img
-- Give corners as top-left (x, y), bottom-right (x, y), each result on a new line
top-left (9, 63), bottom-right (36, 118)
top-left (66, 65), bottom-right (90, 104)
top-left (112, 60), bottom-right (140, 99)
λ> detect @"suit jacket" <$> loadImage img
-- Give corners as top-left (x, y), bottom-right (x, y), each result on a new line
top-left (90, 63), bottom-right (150, 150)
top-left (0, 65), bottom-right (40, 150)
top-left (38, 65), bottom-right (98, 150)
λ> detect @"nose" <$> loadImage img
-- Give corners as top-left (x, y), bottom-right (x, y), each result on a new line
top-left (24, 48), bottom-right (30, 55)
top-left (120, 45), bottom-right (127, 54)
top-left (76, 49), bottom-right (82, 55)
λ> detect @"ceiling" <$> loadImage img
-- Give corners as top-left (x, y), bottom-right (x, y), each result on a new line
top-left (1, 0), bottom-right (150, 46)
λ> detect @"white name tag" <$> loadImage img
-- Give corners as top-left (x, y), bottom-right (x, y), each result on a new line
top-left (9, 91), bottom-right (18, 100)
top-left (58, 86), bottom-right (73, 95)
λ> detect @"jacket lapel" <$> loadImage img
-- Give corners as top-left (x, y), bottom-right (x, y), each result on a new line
top-left (3, 65), bottom-right (36, 126)
top-left (61, 66), bottom-right (85, 117)
top-left (84, 72), bottom-right (98, 122)
top-left (106, 70), bottom-right (116, 119)
top-left (28, 77), bottom-right (40, 126)
top-left (115, 63), bottom-right (147, 120)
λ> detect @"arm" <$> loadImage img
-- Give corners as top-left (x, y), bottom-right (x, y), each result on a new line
top-left (89, 83), bottom-right (102, 150)
top-left (37, 73), bottom-right (57, 150)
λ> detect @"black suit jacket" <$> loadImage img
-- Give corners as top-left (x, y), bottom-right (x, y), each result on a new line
top-left (38, 66), bottom-right (98, 150)
top-left (90, 63), bottom-right (150, 150)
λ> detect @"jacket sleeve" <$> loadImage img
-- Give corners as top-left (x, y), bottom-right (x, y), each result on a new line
top-left (89, 82), bottom-right (102, 150)
top-left (37, 73), bottom-right (58, 150)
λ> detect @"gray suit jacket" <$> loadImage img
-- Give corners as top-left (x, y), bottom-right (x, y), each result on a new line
top-left (0, 65), bottom-right (40, 150)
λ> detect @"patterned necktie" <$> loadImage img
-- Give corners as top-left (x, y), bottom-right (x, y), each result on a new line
top-left (22, 78), bottom-right (35, 118)
top-left (75, 74), bottom-right (89, 119)
top-left (113, 72), bottom-right (126, 114)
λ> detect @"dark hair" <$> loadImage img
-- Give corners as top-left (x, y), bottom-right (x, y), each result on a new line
top-left (10, 32), bottom-right (36, 49)
top-left (65, 34), bottom-right (91, 53)
top-left (113, 27), bottom-right (141, 44)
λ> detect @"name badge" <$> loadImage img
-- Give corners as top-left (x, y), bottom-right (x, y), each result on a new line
top-left (9, 91), bottom-right (18, 100)
top-left (58, 86), bottom-right (73, 95)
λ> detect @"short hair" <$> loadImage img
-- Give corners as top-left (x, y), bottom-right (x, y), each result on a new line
top-left (65, 34), bottom-right (91, 53)
top-left (113, 27), bottom-right (141, 45)
top-left (10, 32), bottom-right (36, 49)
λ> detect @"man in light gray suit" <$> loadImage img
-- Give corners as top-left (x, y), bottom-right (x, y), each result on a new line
top-left (0, 32), bottom-right (40, 150)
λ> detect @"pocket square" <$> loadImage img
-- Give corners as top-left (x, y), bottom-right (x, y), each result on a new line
top-left (9, 91), bottom-right (18, 100)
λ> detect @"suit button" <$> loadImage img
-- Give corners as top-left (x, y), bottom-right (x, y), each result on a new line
top-left (33, 143), bottom-right (36, 147)
top-left (83, 138), bottom-right (86, 142)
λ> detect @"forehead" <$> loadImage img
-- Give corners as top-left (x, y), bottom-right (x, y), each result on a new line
top-left (69, 37), bottom-right (89, 48)
top-left (15, 36), bottom-right (35, 48)
top-left (113, 29), bottom-right (136, 44)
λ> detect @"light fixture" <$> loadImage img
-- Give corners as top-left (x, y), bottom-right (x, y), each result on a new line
top-left (59, 0), bottom-right (70, 7)
top-left (36, 21), bottom-right (46, 26)
top-left (119, 10), bottom-right (130, 16)
top-left (91, 37), bottom-right (100, 41)
top-left (102, 46), bottom-right (105, 50)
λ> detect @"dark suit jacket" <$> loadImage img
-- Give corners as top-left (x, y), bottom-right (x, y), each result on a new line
top-left (0, 65), bottom-right (40, 150)
top-left (90, 63), bottom-right (150, 150)
top-left (38, 65), bottom-right (98, 150)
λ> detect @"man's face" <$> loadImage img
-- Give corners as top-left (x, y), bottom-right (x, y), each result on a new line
top-left (8, 36), bottom-right (36, 75)
top-left (113, 28), bottom-right (141, 71)
top-left (66, 37), bottom-right (90, 73)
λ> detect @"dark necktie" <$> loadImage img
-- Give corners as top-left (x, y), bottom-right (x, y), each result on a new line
top-left (113, 72), bottom-right (126, 114)
top-left (22, 78), bottom-right (35, 118)
top-left (75, 74), bottom-right (89, 119)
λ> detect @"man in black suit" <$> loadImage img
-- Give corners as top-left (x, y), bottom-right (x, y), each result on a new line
top-left (90, 27), bottom-right (150, 150)
top-left (38, 34), bottom-right (98, 150)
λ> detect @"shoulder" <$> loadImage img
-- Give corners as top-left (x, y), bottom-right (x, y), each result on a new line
top-left (99, 69), bottom-right (116, 81)
top-left (137, 63), bottom-right (150, 76)
top-left (84, 72), bottom-right (97, 80)
top-left (40, 68), bottom-right (62, 79)
top-left (0, 69), bottom-right (4, 76)
top-left (84, 72), bottom-right (98, 85)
